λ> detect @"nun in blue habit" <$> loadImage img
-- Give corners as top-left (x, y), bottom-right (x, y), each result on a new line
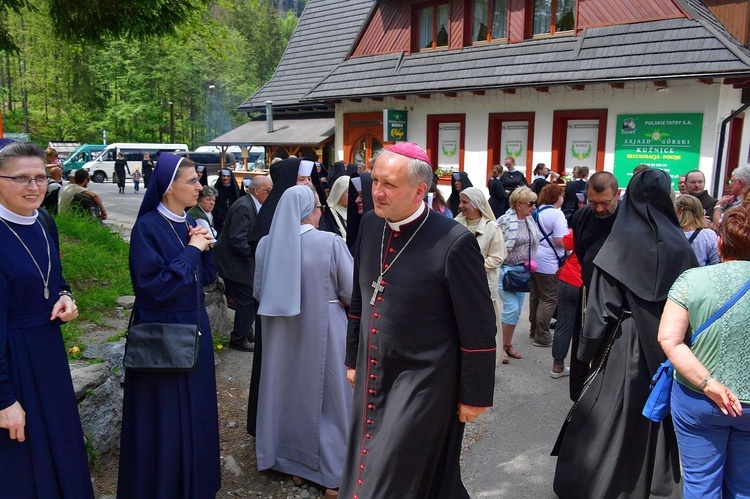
top-left (118, 154), bottom-right (221, 498)
top-left (254, 185), bottom-right (353, 494)
top-left (0, 142), bottom-right (93, 498)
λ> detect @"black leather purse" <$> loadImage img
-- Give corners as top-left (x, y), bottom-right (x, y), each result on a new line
top-left (123, 263), bottom-right (202, 373)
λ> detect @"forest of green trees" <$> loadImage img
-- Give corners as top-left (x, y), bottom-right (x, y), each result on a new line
top-left (0, 0), bottom-right (304, 148)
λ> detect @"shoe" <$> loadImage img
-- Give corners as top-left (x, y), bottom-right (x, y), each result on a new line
top-left (551, 366), bottom-right (570, 379)
top-left (532, 341), bottom-right (552, 347)
top-left (325, 489), bottom-right (339, 498)
top-left (291, 475), bottom-right (305, 487)
top-left (228, 339), bottom-right (254, 352)
top-left (503, 344), bottom-right (522, 359)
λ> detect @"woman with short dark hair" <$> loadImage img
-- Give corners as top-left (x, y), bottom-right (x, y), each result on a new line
top-left (0, 142), bottom-right (93, 497)
top-left (658, 206), bottom-right (750, 497)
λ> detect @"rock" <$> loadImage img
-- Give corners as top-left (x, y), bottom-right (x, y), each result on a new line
top-left (116, 295), bottom-right (135, 310)
top-left (78, 377), bottom-right (123, 457)
top-left (227, 420), bottom-right (237, 428)
top-left (82, 340), bottom-right (126, 384)
top-left (69, 362), bottom-right (109, 401)
top-left (204, 278), bottom-right (231, 337)
top-left (300, 490), bottom-right (311, 498)
top-left (223, 455), bottom-right (245, 477)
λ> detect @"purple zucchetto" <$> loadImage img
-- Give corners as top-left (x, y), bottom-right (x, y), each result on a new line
top-left (385, 142), bottom-right (432, 169)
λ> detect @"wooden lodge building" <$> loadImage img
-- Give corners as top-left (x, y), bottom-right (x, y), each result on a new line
top-left (220, 0), bottom-right (750, 195)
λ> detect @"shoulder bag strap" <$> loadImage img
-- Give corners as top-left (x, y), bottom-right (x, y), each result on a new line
top-left (687, 228), bottom-right (702, 245)
top-left (690, 278), bottom-right (750, 345)
top-left (534, 207), bottom-right (563, 262)
top-left (128, 245), bottom-right (204, 331)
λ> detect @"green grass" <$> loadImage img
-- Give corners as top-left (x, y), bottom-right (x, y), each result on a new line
top-left (55, 212), bottom-right (132, 349)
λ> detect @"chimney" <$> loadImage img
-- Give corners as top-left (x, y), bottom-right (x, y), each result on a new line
top-left (265, 101), bottom-right (274, 133)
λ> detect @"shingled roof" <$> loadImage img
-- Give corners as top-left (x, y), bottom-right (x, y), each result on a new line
top-left (242, 0), bottom-right (750, 110)
top-left (237, 0), bottom-right (374, 114)
top-left (304, 16), bottom-right (750, 101)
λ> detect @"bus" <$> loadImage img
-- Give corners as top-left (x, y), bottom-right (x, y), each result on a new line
top-left (82, 142), bottom-right (189, 183)
top-left (62, 144), bottom-right (105, 178)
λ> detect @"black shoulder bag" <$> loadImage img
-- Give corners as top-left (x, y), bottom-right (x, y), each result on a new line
top-left (123, 261), bottom-right (202, 372)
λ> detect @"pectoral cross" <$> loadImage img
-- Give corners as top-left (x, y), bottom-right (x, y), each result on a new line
top-left (370, 276), bottom-right (385, 305)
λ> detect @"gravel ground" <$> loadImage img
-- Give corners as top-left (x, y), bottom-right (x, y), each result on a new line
top-left (88, 323), bottom-right (489, 498)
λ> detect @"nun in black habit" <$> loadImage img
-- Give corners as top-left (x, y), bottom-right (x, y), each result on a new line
top-left (552, 168), bottom-right (696, 499)
top-left (447, 171), bottom-right (473, 216)
top-left (213, 168), bottom-right (244, 233)
top-left (245, 157), bottom-right (336, 437)
top-left (345, 172), bottom-right (374, 250)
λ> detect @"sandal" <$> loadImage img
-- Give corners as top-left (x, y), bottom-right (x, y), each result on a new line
top-left (503, 344), bottom-right (522, 359)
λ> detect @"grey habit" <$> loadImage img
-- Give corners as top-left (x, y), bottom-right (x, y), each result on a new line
top-left (253, 185), bottom-right (354, 488)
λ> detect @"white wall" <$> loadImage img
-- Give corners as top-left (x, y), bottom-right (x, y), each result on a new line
top-left (336, 79), bottom-right (743, 194)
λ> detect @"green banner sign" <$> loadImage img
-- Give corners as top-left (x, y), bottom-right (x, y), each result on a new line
top-left (614, 113), bottom-right (703, 189)
top-left (383, 109), bottom-right (407, 142)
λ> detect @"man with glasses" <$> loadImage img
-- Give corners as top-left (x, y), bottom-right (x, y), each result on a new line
top-left (57, 169), bottom-right (107, 220)
top-left (712, 165), bottom-right (749, 228)
top-left (568, 171), bottom-right (620, 400)
top-left (213, 174), bottom-right (273, 351)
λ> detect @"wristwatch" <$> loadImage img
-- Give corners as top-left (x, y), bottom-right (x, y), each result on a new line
top-left (59, 290), bottom-right (75, 302)
top-left (698, 375), bottom-right (713, 390)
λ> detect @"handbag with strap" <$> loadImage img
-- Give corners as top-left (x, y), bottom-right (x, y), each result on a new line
top-left (502, 230), bottom-right (532, 293)
top-left (642, 278), bottom-right (750, 422)
top-left (123, 262), bottom-right (202, 373)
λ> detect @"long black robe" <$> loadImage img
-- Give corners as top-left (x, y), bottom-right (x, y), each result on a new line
top-left (487, 176), bottom-right (509, 218)
top-left (345, 172), bottom-right (374, 251)
top-left (553, 270), bottom-right (682, 499)
top-left (554, 169), bottom-right (696, 499)
top-left (213, 177), bottom-right (244, 234)
top-left (340, 206), bottom-right (496, 498)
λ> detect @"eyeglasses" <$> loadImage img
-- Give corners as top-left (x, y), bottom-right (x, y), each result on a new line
top-left (588, 194), bottom-right (618, 208)
top-left (182, 177), bottom-right (201, 185)
top-left (257, 187), bottom-right (272, 192)
top-left (728, 178), bottom-right (745, 185)
top-left (524, 201), bottom-right (536, 206)
top-left (315, 205), bottom-right (326, 212)
top-left (0, 174), bottom-right (49, 186)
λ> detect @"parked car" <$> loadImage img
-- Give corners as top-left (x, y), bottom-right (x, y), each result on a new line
top-left (176, 151), bottom-right (238, 177)
top-left (62, 144), bottom-right (105, 178)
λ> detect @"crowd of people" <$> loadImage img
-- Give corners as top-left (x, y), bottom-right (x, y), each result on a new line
top-left (1, 138), bottom-right (748, 498)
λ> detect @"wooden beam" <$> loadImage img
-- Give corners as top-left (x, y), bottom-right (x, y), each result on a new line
top-left (393, 95), bottom-right (406, 100)
top-left (472, 90), bottom-right (485, 96)
top-left (570, 85), bottom-right (585, 91)
top-left (418, 94), bottom-right (431, 99)
top-left (698, 78), bottom-right (713, 85)
top-left (610, 82), bottom-right (624, 89)
top-left (370, 97), bottom-right (384, 102)
top-left (443, 92), bottom-right (457, 98)
top-left (348, 98), bottom-right (362, 103)
top-left (653, 80), bottom-right (667, 88)
top-left (502, 89), bottom-right (516, 94)
top-left (535, 86), bottom-right (549, 93)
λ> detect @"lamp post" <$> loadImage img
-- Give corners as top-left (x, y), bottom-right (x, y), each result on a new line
top-left (206, 84), bottom-right (216, 143)
top-left (168, 101), bottom-right (175, 142)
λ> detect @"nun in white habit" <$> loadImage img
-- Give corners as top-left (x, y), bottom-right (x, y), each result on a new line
top-left (253, 185), bottom-right (354, 495)
top-left (327, 174), bottom-right (350, 239)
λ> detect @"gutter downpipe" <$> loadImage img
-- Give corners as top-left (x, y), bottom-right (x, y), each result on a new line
top-left (714, 102), bottom-right (750, 198)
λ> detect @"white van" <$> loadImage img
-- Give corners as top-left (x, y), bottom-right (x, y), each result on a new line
top-left (82, 142), bottom-right (189, 183)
